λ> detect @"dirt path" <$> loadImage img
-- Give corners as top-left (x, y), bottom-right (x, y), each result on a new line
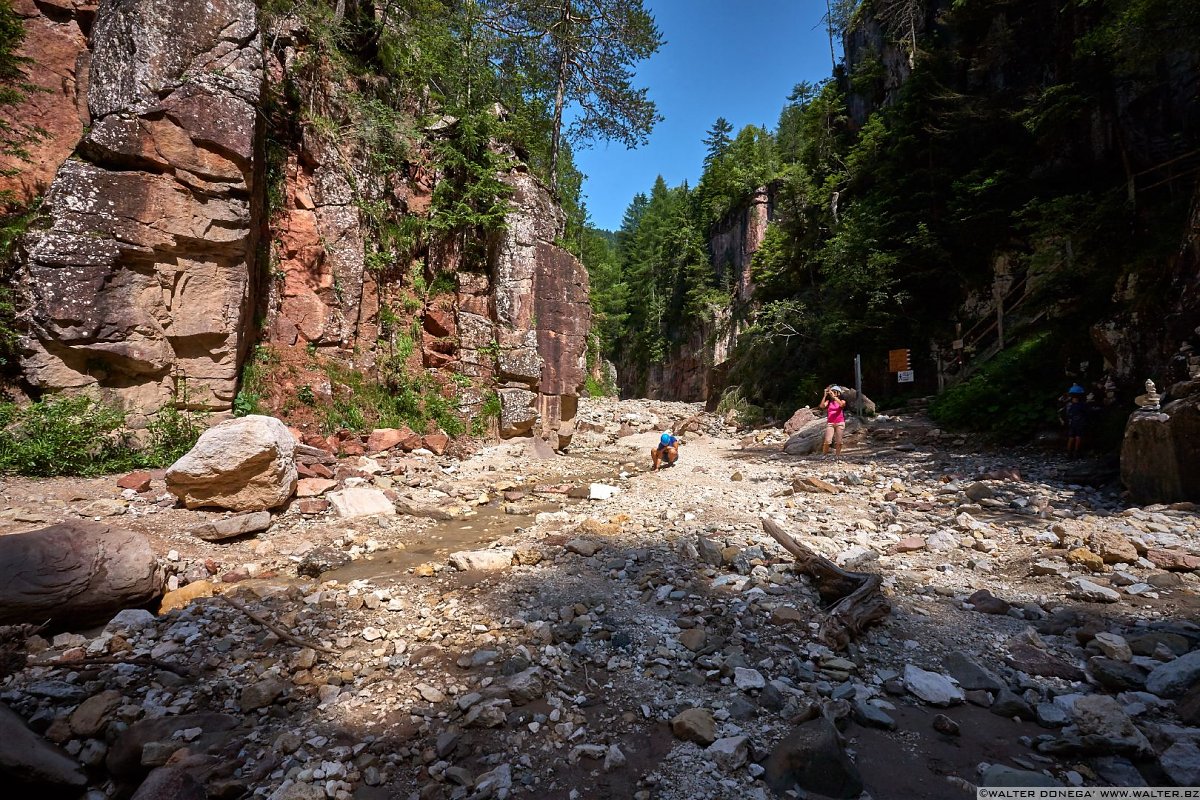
top-left (3, 397), bottom-right (1200, 799)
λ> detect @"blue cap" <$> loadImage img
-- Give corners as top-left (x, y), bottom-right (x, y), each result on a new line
top-left (1068, 384), bottom-right (1085, 395)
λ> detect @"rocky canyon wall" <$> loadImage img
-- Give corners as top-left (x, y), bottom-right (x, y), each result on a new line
top-left (2, 0), bottom-right (590, 447)
top-left (7, 0), bottom-right (264, 412)
top-left (619, 188), bottom-right (768, 403)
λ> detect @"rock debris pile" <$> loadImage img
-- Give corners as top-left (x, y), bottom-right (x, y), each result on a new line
top-left (2, 397), bottom-right (1200, 799)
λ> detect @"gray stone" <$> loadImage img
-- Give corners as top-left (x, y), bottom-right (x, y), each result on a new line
top-left (763, 717), bottom-right (863, 799)
top-left (503, 668), bottom-right (544, 705)
top-left (449, 549), bottom-right (515, 572)
top-left (240, 677), bottom-right (285, 712)
top-left (1146, 650), bottom-right (1200, 698)
top-left (1036, 703), bottom-right (1070, 728)
top-left (1088, 657), bottom-right (1147, 692)
top-left (926, 531), bottom-right (960, 552)
top-left (1066, 577), bottom-right (1121, 603)
top-left (565, 539), bottom-right (601, 557)
top-left (964, 482), bottom-right (995, 502)
top-left (942, 652), bottom-right (1005, 692)
top-left (190, 510), bottom-right (271, 542)
top-left (326, 487), bottom-right (395, 519)
top-left (0, 702), bottom-right (87, 788)
top-left (989, 688), bottom-right (1034, 720)
top-left (903, 664), bottom-right (964, 707)
top-left (734, 667), bottom-right (766, 691)
top-left (1090, 756), bottom-right (1147, 787)
top-left (852, 700), bottom-right (896, 730)
top-left (980, 765), bottom-right (1061, 787)
top-left (697, 536), bottom-right (723, 566)
top-left (705, 735), bottom-right (749, 771)
top-left (1161, 741), bottom-right (1200, 786)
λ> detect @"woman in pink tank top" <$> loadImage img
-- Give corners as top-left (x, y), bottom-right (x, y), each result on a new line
top-left (820, 385), bottom-right (846, 456)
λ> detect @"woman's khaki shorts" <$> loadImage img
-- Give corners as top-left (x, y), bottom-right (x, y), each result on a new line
top-left (824, 422), bottom-right (845, 443)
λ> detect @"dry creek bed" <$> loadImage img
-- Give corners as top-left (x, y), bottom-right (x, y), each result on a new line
top-left (2, 396), bottom-right (1200, 800)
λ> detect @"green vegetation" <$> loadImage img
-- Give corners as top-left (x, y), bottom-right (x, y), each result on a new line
top-left (928, 335), bottom-right (1060, 443)
top-left (321, 360), bottom-right (464, 436)
top-left (589, 0), bottom-right (1200, 433)
top-left (0, 394), bottom-right (207, 476)
top-left (233, 345), bottom-right (276, 417)
top-left (470, 390), bottom-right (502, 437)
top-left (714, 385), bottom-right (764, 428)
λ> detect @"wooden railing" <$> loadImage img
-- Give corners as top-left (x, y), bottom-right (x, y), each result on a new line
top-left (937, 272), bottom-right (1041, 390)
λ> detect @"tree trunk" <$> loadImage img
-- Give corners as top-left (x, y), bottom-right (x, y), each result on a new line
top-left (0, 521), bottom-right (163, 628)
top-left (762, 517), bottom-right (890, 650)
top-left (549, 0), bottom-right (572, 197)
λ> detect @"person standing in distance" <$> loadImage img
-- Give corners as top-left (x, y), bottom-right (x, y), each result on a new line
top-left (819, 385), bottom-right (846, 457)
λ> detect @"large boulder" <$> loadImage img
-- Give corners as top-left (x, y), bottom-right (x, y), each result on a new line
top-left (1121, 380), bottom-right (1200, 503)
top-left (0, 521), bottom-right (163, 627)
top-left (783, 416), bottom-right (862, 455)
top-left (166, 415), bottom-right (297, 510)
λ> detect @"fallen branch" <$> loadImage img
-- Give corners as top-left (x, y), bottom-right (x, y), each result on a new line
top-left (762, 517), bottom-right (891, 651)
top-left (216, 593), bottom-right (336, 655)
top-left (28, 654), bottom-right (195, 677)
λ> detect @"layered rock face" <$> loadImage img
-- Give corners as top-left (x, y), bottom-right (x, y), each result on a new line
top-left (0, 0), bottom-right (94, 207)
top-left (13, 0), bottom-right (264, 411)
top-left (618, 188), bottom-right (764, 403)
top-left (459, 169), bottom-right (590, 448)
top-left (710, 185), bottom-right (773, 307)
top-left (267, 137), bottom-right (371, 353)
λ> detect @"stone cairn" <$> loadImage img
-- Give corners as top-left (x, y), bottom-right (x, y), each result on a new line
top-left (1134, 379), bottom-right (1161, 411)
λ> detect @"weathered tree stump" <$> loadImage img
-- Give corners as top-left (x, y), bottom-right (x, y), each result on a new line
top-left (762, 517), bottom-right (890, 650)
top-left (0, 521), bottom-right (163, 627)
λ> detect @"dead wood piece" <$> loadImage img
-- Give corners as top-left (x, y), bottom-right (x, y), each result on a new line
top-left (762, 517), bottom-right (891, 650)
top-left (216, 593), bottom-right (336, 654)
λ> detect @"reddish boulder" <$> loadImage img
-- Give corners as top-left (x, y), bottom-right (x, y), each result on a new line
top-left (1145, 548), bottom-right (1200, 572)
top-left (422, 432), bottom-right (450, 455)
top-left (0, 521), bottom-right (163, 626)
top-left (117, 470), bottom-right (153, 492)
top-left (295, 498), bottom-right (330, 515)
top-left (367, 427), bottom-right (417, 453)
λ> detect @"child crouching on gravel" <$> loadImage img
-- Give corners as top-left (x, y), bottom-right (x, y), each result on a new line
top-left (652, 430), bottom-right (681, 471)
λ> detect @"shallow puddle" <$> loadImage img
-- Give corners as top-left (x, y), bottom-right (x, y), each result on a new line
top-left (323, 453), bottom-right (638, 584)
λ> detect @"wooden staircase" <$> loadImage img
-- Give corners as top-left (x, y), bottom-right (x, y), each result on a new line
top-left (936, 272), bottom-right (1046, 390)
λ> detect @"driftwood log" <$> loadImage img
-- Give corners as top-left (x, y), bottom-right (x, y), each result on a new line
top-left (762, 517), bottom-right (890, 650)
top-left (0, 521), bottom-right (163, 628)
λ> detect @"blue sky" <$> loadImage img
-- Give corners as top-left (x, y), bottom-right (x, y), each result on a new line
top-left (573, 0), bottom-right (838, 232)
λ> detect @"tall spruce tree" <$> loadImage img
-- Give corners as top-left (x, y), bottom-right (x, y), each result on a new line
top-left (482, 0), bottom-right (663, 196)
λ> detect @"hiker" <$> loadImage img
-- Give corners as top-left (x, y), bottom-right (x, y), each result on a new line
top-left (652, 430), bottom-right (681, 471)
top-left (819, 385), bottom-right (846, 457)
top-left (1063, 383), bottom-right (1087, 456)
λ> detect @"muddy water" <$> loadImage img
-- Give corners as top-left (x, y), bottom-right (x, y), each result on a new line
top-left (324, 454), bottom-right (640, 584)
top-left (321, 501), bottom-right (556, 583)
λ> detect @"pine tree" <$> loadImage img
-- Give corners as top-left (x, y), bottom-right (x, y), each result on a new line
top-left (482, 0), bottom-right (663, 196)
